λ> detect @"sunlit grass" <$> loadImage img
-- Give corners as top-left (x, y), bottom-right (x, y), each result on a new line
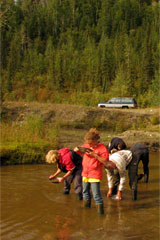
top-left (1, 110), bottom-right (159, 165)
top-left (0, 115), bottom-right (60, 165)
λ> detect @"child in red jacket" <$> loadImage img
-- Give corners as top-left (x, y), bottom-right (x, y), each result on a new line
top-left (74, 128), bottom-right (109, 214)
top-left (46, 148), bottom-right (83, 200)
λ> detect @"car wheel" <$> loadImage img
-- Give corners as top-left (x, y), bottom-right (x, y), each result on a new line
top-left (122, 106), bottom-right (129, 109)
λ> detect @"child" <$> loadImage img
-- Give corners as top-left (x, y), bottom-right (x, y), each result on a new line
top-left (46, 148), bottom-right (83, 200)
top-left (105, 149), bottom-right (132, 200)
top-left (74, 128), bottom-right (109, 214)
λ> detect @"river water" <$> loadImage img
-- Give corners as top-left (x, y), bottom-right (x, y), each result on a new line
top-left (1, 152), bottom-right (160, 240)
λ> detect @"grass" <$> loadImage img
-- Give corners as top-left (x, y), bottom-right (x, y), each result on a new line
top-left (1, 110), bottom-right (159, 165)
top-left (0, 115), bottom-right (60, 165)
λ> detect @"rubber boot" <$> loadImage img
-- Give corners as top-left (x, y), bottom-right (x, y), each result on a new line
top-left (96, 203), bottom-right (104, 215)
top-left (63, 190), bottom-right (69, 195)
top-left (77, 192), bottom-right (83, 201)
top-left (131, 181), bottom-right (137, 200)
top-left (144, 173), bottom-right (149, 183)
top-left (83, 199), bottom-right (91, 208)
top-left (132, 189), bottom-right (137, 201)
top-left (137, 174), bottom-right (144, 181)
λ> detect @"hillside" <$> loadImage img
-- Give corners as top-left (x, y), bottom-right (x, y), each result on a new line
top-left (2, 1), bottom-right (159, 107)
top-left (1, 102), bottom-right (160, 152)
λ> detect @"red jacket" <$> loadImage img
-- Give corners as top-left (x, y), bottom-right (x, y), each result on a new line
top-left (57, 148), bottom-right (75, 172)
top-left (80, 143), bottom-right (109, 180)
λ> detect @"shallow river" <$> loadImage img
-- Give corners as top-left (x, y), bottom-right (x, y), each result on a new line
top-left (1, 152), bottom-right (160, 240)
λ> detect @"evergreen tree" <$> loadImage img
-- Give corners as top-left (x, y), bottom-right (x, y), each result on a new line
top-left (1, 0), bottom-right (159, 106)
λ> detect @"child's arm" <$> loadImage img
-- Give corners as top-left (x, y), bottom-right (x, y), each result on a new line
top-left (73, 147), bottom-right (83, 155)
top-left (88, 151), bottom-right (108, 165)
top-left (74, 146), bottom-right (93, 155)
top-left (58, 169), bottom-right (74, 183)
top-left (49, 168), bottom-right (61, 180)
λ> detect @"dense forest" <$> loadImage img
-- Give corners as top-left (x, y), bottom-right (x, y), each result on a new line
top-left (1, 0), bottom-right (159, 107)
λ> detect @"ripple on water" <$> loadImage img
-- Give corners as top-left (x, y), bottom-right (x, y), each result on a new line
top-left (43, 191), bottom-right (69, 204)
top-left (0, 214), bottom-right (41, 240)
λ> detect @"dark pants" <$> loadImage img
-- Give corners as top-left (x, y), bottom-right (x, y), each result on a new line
top-left (63, 166), bottom-right (82, 195)
top-left (128, 143), bottom-right (149, 200)
top-left (112, 172), bottom-right (120, 195)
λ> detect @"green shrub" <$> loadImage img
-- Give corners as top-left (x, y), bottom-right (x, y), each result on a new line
top-left (0, 119), bottom-right (60, 165)
top-left (23, 115), bottom-right (44, 137)
top-left (151, 114), bottom-right (160, 125)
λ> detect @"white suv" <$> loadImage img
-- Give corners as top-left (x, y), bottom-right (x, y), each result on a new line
top-left (98, 97), bottom-right (137, 109)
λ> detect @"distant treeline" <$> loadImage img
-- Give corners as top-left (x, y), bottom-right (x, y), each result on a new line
top-left (1, 0), bottom-right (159, 107)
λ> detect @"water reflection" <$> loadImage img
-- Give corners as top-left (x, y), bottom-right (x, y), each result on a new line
top-left (43, 215), bottom-right (72, 240)
top-left (1, 152), bottom-right (160, 240)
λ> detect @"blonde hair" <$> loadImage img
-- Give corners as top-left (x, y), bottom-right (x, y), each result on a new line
top-left (84, 128), bottom-right (100, 143)
top-left (46, 150), bottom-right (60, 164)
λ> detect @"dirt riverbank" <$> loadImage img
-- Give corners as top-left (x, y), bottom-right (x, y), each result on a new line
top-left (1, 101), bottom-right (160, 152)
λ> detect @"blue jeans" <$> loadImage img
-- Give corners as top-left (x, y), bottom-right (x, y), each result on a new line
top-left (83, 181), bottom-right (103, 204)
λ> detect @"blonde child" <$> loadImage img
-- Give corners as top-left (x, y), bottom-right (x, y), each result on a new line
top-left (46, 148), bottom-right (83, 200)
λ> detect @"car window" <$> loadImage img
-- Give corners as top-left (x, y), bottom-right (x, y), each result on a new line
top-left (107, 98), bottom-right (136, 105)
top-left (124, 99), bottom-right (132, 103)
top-left (114, 99), bottom-right (121, 103)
